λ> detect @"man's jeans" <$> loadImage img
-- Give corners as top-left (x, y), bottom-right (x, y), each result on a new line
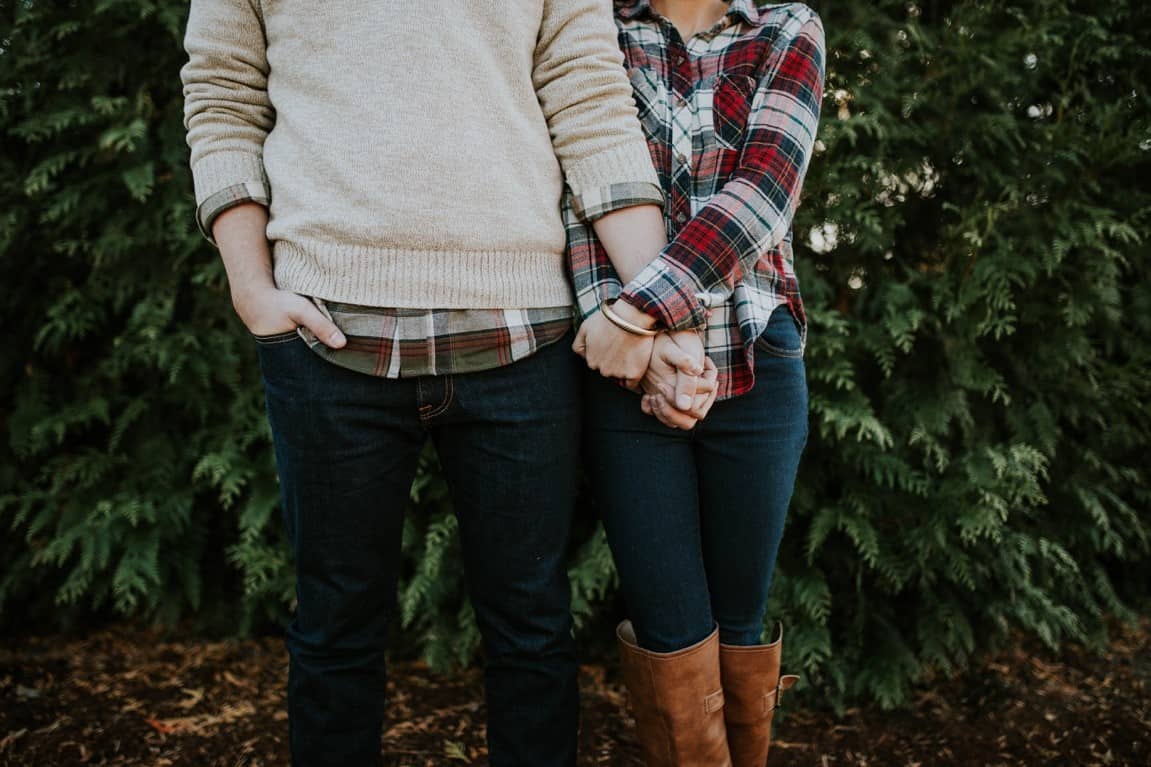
top-left (256, 331), bottom-right (581, 767)
top-left (584, 305), bottom-right (809, 653)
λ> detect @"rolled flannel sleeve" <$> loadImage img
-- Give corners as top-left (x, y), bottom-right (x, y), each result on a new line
top-left (619, 11), bottom-right (825, 330)
top-left (574, 180), bottom-right (665, 224)
top-left (195, 181), bottom-right (270, 243)
top-left (181, 0), bottom-right (275, 245)
top-left (533, 0), bottom-right (663, 222)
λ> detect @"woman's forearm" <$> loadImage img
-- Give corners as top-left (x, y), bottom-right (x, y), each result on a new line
top-left (591, 203), bottom-right (667, 284)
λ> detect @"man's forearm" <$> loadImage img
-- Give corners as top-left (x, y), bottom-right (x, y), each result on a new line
top-left (208, 202), bottom-right (346, 346)
top-left (212, 202), bottom-right (275, 304)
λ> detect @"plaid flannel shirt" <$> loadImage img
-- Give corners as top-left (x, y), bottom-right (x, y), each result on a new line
top-left (297, 302), bottom-right (573, 378)
top-left (565, 0), bottom-right (825, 399)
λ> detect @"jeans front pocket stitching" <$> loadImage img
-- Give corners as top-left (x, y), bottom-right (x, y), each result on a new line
top-left (755, 307), bottom-right (805, 358)
top-left (756, 337), bottom-right (805, 359)
top-left (252, 329), bottom-right (303, 346)
top-left (421, 375), bottom-right (455, 420)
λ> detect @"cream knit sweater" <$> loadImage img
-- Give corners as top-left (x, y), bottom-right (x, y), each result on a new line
top-left (181, 0), bottom-right (660, 309)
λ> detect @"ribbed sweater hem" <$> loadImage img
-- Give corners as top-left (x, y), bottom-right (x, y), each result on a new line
top-left (272, 240), bottom-right (574, 309)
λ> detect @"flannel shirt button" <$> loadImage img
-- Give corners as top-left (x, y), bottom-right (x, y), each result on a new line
top-left (676, 152), bottom-right (689, 165)
top-left (676, 212), bottom-right (688, 224)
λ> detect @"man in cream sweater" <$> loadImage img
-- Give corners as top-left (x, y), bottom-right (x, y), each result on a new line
top-left (181, 1), bottom-right (686, 765)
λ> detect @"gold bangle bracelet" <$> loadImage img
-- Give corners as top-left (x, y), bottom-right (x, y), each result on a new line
top-left (601, 300), bottom-right (659, 337)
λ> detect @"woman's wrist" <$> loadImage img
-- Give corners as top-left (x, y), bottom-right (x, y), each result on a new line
top-left (601, 299), bottom-right (659, 337)
top-left (605, 298), bottom-right (659, 332)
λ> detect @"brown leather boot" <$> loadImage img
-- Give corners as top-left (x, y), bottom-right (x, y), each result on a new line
top-left (616, 621), bottom-right (732, 767)
top-left (719, 626), bottom-right (799, 767)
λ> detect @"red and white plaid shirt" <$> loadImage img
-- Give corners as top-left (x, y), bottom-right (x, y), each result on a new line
top-left (565, 0), bottom-right (825, 399)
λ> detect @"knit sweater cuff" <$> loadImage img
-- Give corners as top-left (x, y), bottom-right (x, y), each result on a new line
top-left (564, 141), bottom-right (662, 222)
top-left (190, 151), bottom-right (270, 244)
top-left (191, 150), bottom-right (269, 207)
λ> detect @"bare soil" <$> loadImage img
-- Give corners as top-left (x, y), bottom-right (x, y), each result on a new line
top-left (2, 621), bottom-right (1148, 766)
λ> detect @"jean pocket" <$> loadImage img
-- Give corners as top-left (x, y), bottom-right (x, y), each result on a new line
top-left (755, 305), bottom-right (804, 358)
top-left (252, 329), bottom-right (302, 346)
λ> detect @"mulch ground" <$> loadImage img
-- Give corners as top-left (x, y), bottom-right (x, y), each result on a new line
top-left (1, 620), bottom-right (1148, 766)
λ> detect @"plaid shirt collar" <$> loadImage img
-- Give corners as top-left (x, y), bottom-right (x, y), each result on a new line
top-left (615, 0), bottom-right (765, 27)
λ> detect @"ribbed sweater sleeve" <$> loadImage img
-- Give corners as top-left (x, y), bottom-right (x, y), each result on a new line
top-left (180, 0), bottom-right (274, 214)
top-left (533, 0), bottom-right (662, 219)
top-left (179, 2), bottom-right (658, 309)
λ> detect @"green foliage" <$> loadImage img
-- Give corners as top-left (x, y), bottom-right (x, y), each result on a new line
top-left (774, 0), bottom-right (1151, 708)
top-left (0, 0), bottom-right (1148, 709)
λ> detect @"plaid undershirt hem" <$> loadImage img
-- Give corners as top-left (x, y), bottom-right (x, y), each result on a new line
top-left (299, 301), bottom-right (574, 378)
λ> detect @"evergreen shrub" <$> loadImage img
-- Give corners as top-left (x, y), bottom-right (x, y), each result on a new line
top-left (1, 0), bottom-right (1147, 707)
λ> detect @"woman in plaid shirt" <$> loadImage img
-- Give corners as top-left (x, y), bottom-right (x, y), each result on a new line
top-left (566, 2), bottom-right (825, 764)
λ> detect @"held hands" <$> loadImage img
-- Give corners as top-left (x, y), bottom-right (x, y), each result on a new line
top-left (574, 301), bottom-right (719, 428)
top-left (640, 331), bottom-right (719, 430)
top-left (572, 302), bottom-right (658, 388)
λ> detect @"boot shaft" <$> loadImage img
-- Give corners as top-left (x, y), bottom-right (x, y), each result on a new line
top-left (719, 628), bottom-right (799, 767)
top-left (616, 621), bottom-right (732, 767)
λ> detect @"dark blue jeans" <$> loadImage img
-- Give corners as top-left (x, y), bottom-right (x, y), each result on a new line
top-left (584, 305), bottom-right (809, 653)
top-left (256, 331), bottom-right (581, 767)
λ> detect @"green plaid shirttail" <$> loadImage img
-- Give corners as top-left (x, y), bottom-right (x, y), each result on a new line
top-left (299, 300), bottom-right (573, 378)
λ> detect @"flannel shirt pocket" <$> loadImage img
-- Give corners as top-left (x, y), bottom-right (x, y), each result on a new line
top-left (713, 73), bottom-right (758, 150)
